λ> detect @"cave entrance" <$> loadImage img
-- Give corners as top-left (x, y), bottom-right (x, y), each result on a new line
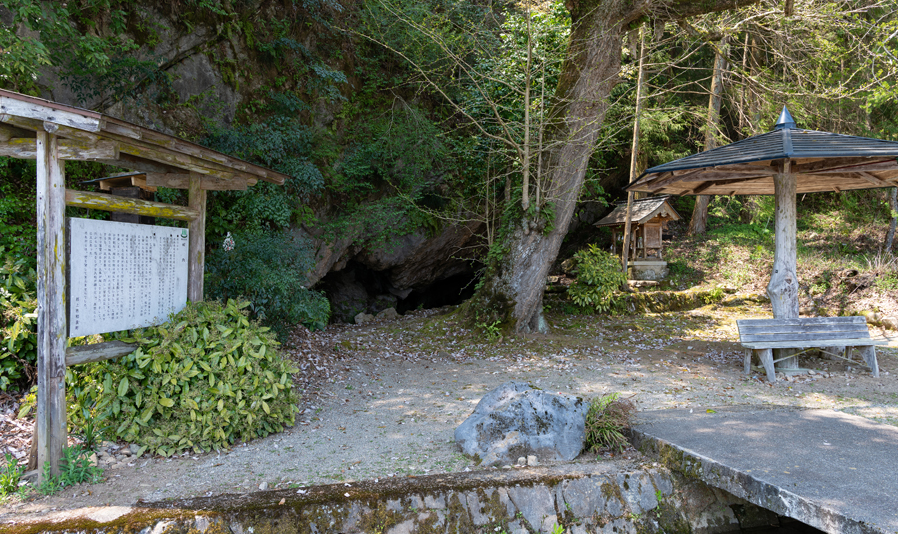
top-left (317, 261), bottom-right (479, 323)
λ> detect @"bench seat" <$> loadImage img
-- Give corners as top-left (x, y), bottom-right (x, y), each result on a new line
top-left (736, 316), bottom-right (886, 382)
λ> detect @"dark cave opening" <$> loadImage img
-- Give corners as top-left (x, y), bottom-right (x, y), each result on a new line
top-left (317, 261), bottom-right (479, 323)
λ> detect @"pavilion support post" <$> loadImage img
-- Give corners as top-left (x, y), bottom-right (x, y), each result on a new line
top-left (768, 162), bottom-right (800, 370)
top-left (187, 173), bottom-right (207, 302)
top-left (35, 131), bottom-right (67, 482)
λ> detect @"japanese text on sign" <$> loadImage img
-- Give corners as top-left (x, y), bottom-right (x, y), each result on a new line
top-left (68, 218), bottom-right (188, 337)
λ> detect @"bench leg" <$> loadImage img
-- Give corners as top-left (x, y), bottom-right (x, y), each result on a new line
top-left (859, 346), bottom-right (879, 377)
top-left (759, 348), bottom-right (776, 383)
top-left (744, 349), bottom-right (752, 375)
top-left (774, 348), bottom-right (799, 370)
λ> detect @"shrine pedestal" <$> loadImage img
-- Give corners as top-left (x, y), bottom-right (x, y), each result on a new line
top-left (628, 260), bottom-right (668, 281)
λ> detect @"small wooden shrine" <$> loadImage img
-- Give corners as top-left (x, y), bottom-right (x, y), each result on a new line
top-left (594, 196), bottom-right (680, 280)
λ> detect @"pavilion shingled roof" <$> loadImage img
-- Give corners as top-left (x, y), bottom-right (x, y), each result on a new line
top-left (629, 108), bottom-right (898, 196)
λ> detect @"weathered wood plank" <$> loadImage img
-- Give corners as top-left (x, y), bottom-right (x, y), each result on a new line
top-left (738, 325), bottom-right (871, 336)
top-left (109, 134), bottom-right (273, 184)
top-left (737, 317), bottom-right (867, 326)
top-left (96, 153), bottom-right (184, 175)
top-left (0, 96), bottom-right (101, 132)
top-left (103, 121), bottom-right (141, 140)
top-left (795, 157), bottom-right (896, 174)
top-left (0, 115), bottom-right (100, 143)
top-left (0, 122), bottom-right (33, 141)
top-left (98, 174), bottom-right (157, 192)
top-left (0, 138), bottom-right (117, 160)
top-left (65, 189), bottom-right (199, 221)
top-left (35, 132), bottom-right (67, 482)
top-left (145, 172), bottom-right (249, 191)
top-left (740, 332), bottom-right (875, 343)
top-left (741, 338), bottom-right (889, 349)
top-left (187, 174), bottom-right (206, 302)
top-left (738, 323), bottom-right (870, 334)
top-left (65, 341), bottom-right (137, 366)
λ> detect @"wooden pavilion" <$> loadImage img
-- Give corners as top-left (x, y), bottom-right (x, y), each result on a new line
top-left (0, 89), bottom-right (289, 481)
top-left (629, 106), bottom-right (898, 369)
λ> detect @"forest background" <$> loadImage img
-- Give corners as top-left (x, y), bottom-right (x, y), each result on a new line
top-left (3, 0), bottom-right (898, 395)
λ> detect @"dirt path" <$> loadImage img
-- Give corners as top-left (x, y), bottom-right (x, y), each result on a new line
top-left (3, 300), bottom-right (898, 524)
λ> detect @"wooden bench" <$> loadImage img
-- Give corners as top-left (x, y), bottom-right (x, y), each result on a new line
top-left (736, 317), bottom-right (888, 382)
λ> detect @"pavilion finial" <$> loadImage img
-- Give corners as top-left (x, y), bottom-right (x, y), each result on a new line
top-left (774, 106), bottom-right (797, 130)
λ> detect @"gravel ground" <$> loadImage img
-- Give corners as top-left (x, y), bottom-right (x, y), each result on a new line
top-left (3, 298), bottom-right (898, 523)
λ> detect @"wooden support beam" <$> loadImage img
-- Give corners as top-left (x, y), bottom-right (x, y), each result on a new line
top-left (145, 172), bottom-right (251, 191)
top-left (691, 182), bottom-right (714, 194)
top-left (110, 134), bottom-right (270, 184)
top-left (0, 122), bottom-right (33, 141)
top-left (65, 341), bottom-right (137, 367)
top-left (35, 132), bottom-right (67, 483)
top-left (188, 174), bottom-right (207, 302)
top-left (65, 189), bottom-right (199, 221)
top-left (96, 153), bottom-right (184, 175)
top-left (0, 138), bottom-right (117, 160)
top-left (98, 174), bottom-right (157, 192)
top-left (0, 114), bottom-right (100, 143)
top-left (0, 95), bottom-right (101, 132)
top-left (0, 115), bottom-right (100, 143)
top-left (856, 171), bottom-right (891, 187)
top-left (793, 157), bottom-right (894, 174)
top-left (708, 164), bottom-right (776, 174)
top-left (767, 162), bottom-right (800, 320)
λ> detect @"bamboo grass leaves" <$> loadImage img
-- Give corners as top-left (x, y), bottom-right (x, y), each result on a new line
top-left (82, 300), bottom-right (299, 457)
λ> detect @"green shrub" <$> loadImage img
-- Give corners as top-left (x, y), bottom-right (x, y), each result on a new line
top-left (0, 249), bottom-right (37, 391)
top-left (584, 392), bottom-right (636, 453)
top-left (78, 300), bottom-right (300, 457)
top-left (205, 230), bottom-right (330, 338)
top-left (567, 245), bottom-right (627, 313)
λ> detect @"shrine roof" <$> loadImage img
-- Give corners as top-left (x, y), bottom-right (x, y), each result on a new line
top-left (594, 196), bottom-right (681, 227)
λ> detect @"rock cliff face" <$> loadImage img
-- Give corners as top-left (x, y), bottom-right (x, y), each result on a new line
top-left (27, 1), bottom-right (486, 320)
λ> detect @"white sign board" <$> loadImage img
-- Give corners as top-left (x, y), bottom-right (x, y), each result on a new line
top-left (68, 218), bottom-right (188, 337)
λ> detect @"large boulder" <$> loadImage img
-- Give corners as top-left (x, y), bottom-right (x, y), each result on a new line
top-left (455, 381), bottom-right (587, 466)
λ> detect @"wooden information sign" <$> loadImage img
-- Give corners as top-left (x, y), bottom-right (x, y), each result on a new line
top-left (67, 218), bottom-right (188, 337)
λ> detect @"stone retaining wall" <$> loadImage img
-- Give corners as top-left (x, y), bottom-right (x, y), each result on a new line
top-left (14, 463), bottom-right (779, 534)
top-left (618, 290), bottom-right (768, 315)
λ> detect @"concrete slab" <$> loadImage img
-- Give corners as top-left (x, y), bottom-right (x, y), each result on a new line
top-left (630, 406), bottom-right (898, 534)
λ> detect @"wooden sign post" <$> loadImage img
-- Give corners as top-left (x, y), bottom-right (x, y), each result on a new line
top-left (35, 131), bottom-right (68, 478)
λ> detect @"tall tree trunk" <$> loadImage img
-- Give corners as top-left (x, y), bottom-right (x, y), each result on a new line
top-left (469, 0), bottom-right (760, 333)
top-left (739, 34), bottom-right (761, 223)
top-left (690, 38), bottom-right (727, 235)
